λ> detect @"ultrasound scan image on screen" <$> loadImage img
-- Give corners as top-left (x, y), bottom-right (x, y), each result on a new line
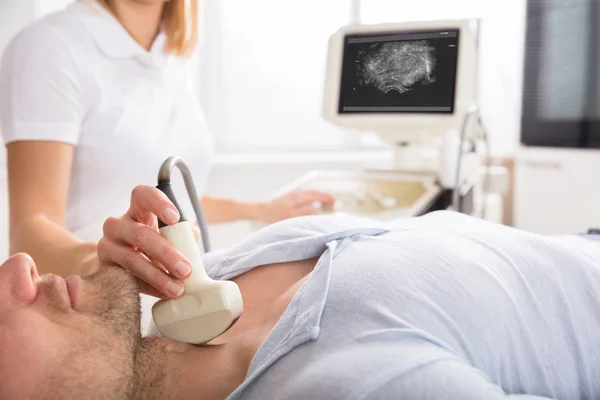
top-left (339, 30), bottom-right (459, 114)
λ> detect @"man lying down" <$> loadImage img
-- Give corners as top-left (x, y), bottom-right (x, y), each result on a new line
top-left (2, 193), bottom-right (600, 399)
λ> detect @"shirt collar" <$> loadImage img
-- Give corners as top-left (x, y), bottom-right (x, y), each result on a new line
top-left (71, 0), bottom-right (169, 67)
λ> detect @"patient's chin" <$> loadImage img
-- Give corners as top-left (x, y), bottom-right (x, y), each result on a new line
top-left (84, 266), bottom-right (142, 340)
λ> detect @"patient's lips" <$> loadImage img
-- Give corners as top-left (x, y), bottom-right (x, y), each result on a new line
top-left (65, 275), bottom-right (80, 307)
top-left (44, 274), bottom-right (70, 305)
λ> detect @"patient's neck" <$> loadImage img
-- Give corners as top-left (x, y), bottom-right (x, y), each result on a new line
top-left (134, 335), bottom-right (254, 400)
top-left (135, 258), bottom-right (319, 399)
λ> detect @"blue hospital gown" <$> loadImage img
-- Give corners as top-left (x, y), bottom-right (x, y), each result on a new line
top-left (198, 211), bottom-right (600, 399)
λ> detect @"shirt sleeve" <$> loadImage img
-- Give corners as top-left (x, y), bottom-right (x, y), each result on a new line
top-left (0, 24), bottom-right (83, 145)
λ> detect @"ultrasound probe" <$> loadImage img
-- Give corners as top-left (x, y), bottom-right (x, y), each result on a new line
top-left (152, 157), bottom-right (243, 344)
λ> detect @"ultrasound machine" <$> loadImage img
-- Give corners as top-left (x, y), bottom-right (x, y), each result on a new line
top-left (275, 19), bottom-right (487, 220)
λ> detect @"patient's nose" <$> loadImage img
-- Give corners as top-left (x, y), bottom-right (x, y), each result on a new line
top-left (0, 253), bottom-right (39, 304)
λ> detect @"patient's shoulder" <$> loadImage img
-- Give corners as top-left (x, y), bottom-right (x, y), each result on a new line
top-left (203, 214), bottom-right (389, 280)
top-left (228, 214), bottom-right (387, 253)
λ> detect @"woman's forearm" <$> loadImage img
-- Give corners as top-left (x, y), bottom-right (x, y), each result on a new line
top-left (201, 196), bottom-right (264, 224)
top-left (201, 190), bottom-right (335, 225)
top-left (10, 215), bottom-right (98, 277)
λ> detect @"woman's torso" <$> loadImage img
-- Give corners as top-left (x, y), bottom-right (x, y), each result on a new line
top-left (68, 1), bottom-right (214, 241)
top-left (1, 0), bottom-right (214, 242)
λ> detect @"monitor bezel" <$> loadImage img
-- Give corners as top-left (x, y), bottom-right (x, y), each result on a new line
top-left (322, 19), bottom-right (478, 139)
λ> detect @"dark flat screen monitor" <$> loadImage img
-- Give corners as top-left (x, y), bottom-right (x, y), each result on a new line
top-left (521, 0), bottom-right (600, 148)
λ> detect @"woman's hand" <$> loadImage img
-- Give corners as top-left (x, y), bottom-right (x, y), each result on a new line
top-left (97, 185), bottom-right (194, 299)
top-left (258, 190), bottom-right (336, 223)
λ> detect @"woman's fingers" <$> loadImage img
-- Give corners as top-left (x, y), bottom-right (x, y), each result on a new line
top-left (102, 217), bottom-right (192, 280)
top-left (140, 250), bottom-right (169, 273)
top-left (128, 185), bottom-right (180, 226)
top-left (136, 280), bottom-right (167, 299)
top-left (191, 224), bottom-right (201, 244)
top-left (293, 190), bottom-right (335, 206)
top-left (97, 238), bottom-right (184, 298)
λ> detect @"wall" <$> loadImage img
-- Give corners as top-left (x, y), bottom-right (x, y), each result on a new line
top-left (34, 0), bottom-right (72, 17)
top-left (477, 0), bottom-right (527, 158)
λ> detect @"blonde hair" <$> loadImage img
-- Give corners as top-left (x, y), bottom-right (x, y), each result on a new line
top-left (99, 0), bottom-right (198, 56)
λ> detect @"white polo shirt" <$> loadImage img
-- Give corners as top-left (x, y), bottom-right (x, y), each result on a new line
top-left (0, 0), bottom-right (214, 242)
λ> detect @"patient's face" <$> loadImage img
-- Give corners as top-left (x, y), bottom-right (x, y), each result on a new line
top-left (0, 254), bottom-right (143, 400)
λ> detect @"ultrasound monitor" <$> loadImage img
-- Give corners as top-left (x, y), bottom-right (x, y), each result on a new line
top-left (269, 21), bottom-right (479, 223)
top-left (323, 19), bottom-right (477, 142)
top-left (339, 30), bottom-right (459, 114)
